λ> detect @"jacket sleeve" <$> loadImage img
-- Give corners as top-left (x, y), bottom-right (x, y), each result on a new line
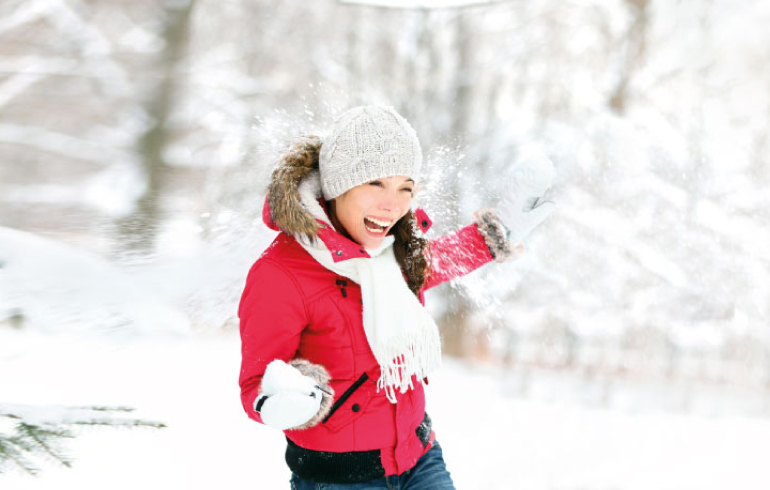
top-left (421, 222), bottom-right (495, 292)
top-left (238, 258), bottom-right (309, 424)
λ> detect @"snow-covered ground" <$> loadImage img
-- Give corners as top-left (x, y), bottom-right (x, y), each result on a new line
top-left (2, 328), bottom-right (769, 490)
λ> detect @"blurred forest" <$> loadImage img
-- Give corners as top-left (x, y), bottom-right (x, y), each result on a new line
top-left (2, 0), bottom-right (770, 397)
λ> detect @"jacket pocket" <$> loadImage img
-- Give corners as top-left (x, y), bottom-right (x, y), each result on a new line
top-left (322, 372), bottom-right (371, 432)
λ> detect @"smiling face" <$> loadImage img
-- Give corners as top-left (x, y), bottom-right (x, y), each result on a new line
top-left (329, 175), bottom-right (415, 249)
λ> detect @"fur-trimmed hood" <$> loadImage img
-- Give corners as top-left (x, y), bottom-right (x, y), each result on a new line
top-left (261, 137), bottom-right (433, 262)
top-left (263, 137), bottom-right (325, 241)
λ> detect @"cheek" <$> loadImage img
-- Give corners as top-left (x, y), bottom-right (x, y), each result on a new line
top-left (342, 203), bottom-right (366, 229)
top-left (355, 196), bottom-right (381, 218)
top-left (398, 195), bottom-right (413, 214)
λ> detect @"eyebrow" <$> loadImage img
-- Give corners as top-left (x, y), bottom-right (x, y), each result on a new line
top-left (370, 178), bottom-right (414, 185)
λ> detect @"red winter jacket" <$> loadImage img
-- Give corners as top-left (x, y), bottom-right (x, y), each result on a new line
top-left (238, 177), bottom-right (494, 483)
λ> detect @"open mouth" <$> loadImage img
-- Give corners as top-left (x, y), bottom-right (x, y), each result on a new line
top-left (364, 216), bottom-right (392, 234)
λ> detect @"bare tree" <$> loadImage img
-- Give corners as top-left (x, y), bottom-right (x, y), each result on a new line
top-left (116, 0), bottom-right (197, 254)
top-left (609, 0), bottom-right (650, 114)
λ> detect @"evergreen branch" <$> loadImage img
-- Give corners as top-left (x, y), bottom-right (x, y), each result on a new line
top-left (0, 437), bottom-right (40, 475)
top-left (0, 403), bottom-right (166, 475)
top-left (85, 406), bottom-right (135, 413)
top-left (16, 423), bottom-right (74, 468)
top-left (72, 419), bottom-right (167, 429)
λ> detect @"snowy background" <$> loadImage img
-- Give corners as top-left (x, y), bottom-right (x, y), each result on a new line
top-left (2, 0), bottom-right (770, 488)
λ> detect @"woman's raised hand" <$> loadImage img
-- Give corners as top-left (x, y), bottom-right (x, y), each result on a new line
top-left (496, 149), bottom-right (557, 245)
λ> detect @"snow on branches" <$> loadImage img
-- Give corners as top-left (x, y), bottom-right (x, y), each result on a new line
top-left (0, 403), bottom-right (165, 476)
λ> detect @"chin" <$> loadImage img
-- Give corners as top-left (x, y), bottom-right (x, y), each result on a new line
top-left (356, 235), bottom-right (383, 249)
top-left (361, 239), bottom-right (383, 249)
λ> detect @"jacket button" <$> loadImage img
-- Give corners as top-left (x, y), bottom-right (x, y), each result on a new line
top-left (335, 250), bottom-right (343, 256)
top-left (352, 403), bottom-right (361, 412)
top-left (359, 249), bottom-right (365, 254)
top-left (421, 220), bottom-right (428, 228)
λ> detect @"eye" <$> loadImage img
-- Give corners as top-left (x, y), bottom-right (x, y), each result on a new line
top-left (401, 187), bottom-right (414, 194)
top-left (368, 180), bottom-right (384, 187)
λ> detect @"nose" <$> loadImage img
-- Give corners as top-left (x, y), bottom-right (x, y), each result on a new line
top-left (379, 190), bottom-right (398, 212)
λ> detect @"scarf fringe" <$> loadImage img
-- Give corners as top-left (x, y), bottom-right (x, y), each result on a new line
top-left (375, 321), bottom-right (443, 403)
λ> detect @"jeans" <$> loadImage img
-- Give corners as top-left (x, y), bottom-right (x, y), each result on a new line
top-left (289, 441), bottom-right (456, 490)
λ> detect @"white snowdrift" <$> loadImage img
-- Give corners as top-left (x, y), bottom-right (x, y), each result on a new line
top-left (0, 226), bottom-right (189, 337)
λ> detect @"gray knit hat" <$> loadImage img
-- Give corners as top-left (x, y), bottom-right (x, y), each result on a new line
top-left (319, 105), bottom-right (422, 200)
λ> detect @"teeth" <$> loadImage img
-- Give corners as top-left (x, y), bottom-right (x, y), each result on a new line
top-left (365, 217), bottom-right (391, 227)
top-left (365, 224), bottom-right (385, 234)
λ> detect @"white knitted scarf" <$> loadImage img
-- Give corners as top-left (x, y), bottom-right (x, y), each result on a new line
top-left (294, 171), bottom-right (442, 403)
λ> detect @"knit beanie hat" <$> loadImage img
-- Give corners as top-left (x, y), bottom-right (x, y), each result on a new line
top-left (319, 105), bottom-right (422, 200)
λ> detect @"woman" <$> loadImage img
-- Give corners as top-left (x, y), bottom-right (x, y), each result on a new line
top-left (238, 105), bottom-right (554, 489)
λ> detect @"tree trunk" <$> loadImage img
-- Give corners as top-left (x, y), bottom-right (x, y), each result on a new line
top-left (609, 0), bottom-right (649, 114)
top-left (439, 14), bottom-right (477, 359)
top-left (116, 0), bottom-right (196, 254)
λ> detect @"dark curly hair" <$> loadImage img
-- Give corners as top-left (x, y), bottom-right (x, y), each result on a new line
top-left (391, 210), bottom-right (430, 296)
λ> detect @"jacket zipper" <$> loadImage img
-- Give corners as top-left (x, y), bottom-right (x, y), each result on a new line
top-left (336, 278), bottom-right (348, 298)
top-left (322, 372), bottom-right (369, 423)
